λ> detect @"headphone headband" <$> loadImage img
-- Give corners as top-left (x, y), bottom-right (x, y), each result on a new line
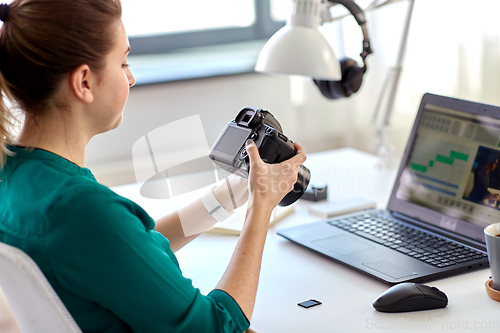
top-left (328, 0), bottom-right (372, 65)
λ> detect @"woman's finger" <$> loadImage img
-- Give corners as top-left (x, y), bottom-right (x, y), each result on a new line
top-left (291, 142), bottom-right (307, 164)
top-left (280, 142), bottom-right (306, 170)
top-left (245, 139), bottom-right (262, 168)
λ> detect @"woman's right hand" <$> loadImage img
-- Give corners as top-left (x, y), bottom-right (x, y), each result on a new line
top-left (244, 139), bottom-right (307, 212)
top-left (214, 139), bottom-right (307, 319)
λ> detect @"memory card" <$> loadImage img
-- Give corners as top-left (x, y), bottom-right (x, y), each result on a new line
top-left (298, 299), bottom-right (322, 309)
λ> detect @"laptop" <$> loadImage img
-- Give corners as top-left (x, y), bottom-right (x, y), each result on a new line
top-left (277, 93), bottom-right (498, 285)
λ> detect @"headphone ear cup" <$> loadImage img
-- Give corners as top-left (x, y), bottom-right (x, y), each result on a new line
top-left (313, 79), bottom-right (345, 100)
top-left (339, 58), bottom-right (366, 97)
top-left (313, 58), bottom-right (366, 99)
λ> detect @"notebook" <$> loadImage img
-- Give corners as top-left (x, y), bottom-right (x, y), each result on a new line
top-left (277, 93), bottom-right (497, 285)
top-left (206, 203), bottom-right (295, 235)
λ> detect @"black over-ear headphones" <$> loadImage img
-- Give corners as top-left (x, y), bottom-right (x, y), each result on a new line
top-left (314, 0), bottom-right (373, 99)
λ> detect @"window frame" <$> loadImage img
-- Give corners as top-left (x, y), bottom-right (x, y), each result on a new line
top-left (129, 0), bottom-right (285, 55)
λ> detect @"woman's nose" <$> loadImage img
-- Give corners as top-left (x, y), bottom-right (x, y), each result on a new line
top-left (128, 71), bottom-right (136, 88)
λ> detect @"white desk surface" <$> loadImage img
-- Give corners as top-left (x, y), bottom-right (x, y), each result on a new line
top-left (112, 148), bottom-right (499, 333)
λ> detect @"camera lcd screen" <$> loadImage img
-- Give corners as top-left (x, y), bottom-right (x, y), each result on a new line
top-left (215, 126), bottom-right (250, 156)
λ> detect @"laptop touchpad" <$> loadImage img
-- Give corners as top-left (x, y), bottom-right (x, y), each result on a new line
top-left (362, 259), bottom-right (417, 279)
top-left (313, 235), bottom-right (374, 256)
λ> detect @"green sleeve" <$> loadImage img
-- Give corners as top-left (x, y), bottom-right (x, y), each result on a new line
top-left (45, 185), bottom-right (250, 333)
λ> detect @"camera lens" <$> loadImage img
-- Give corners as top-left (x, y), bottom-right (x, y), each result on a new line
top-left (278, 165), bottom-right (311, 206)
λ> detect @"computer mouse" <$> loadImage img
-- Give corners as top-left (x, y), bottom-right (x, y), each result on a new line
top-left (372, 282), bottom-right (448, 313)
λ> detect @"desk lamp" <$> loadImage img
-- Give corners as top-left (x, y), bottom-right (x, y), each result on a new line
top-left (255, 0), bottom-right (373, 99)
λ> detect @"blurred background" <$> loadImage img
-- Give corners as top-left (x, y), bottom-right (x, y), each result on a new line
top-left (4, 0), bottom-right (500, 187)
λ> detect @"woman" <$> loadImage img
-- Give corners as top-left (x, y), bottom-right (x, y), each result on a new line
top-left (0, 0), bottom-right (306, 332)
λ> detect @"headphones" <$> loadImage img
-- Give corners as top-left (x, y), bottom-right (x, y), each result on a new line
top-left (314, 0), bottom-right (373, 99)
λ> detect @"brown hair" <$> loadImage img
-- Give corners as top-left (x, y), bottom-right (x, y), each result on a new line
top-left (0, 0), bottom-right (122, 167)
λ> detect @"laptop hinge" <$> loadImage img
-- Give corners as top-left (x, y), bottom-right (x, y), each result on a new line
top-left (389, 211), bottom-right (487, 252)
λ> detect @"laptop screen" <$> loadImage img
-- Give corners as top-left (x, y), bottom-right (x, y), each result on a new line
top-left (389, 94), bottom-right (500, 243)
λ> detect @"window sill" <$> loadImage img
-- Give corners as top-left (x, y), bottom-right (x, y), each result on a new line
top-left (128, 40), bottom-right (268, 85)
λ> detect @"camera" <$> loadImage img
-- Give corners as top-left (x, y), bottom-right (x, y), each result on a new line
top-left (209, 107), bottom-right (310, 206)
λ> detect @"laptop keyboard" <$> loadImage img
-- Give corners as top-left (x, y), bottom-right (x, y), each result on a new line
top-left (328, 212), bottom-right (488, 268)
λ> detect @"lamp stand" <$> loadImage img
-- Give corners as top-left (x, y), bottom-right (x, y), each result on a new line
top-left (371, 0), bottom-right (415, 168)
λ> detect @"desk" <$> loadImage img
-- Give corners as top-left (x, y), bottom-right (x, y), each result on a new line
top-left (112, 148), bottom-right (499, 333)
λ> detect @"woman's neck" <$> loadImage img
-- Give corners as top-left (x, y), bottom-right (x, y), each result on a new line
top-left (15, 111), bottom-right (89, 167)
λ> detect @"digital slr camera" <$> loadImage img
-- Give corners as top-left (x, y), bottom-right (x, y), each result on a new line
top-left (209, 107), bottom-right (310, 206)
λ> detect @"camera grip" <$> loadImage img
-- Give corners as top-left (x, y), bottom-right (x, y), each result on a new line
top-left (258, 129), bottom-right (296, 164)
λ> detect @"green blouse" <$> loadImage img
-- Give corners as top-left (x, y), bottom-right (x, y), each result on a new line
top-left (0, 146), bottom-right (249, 333)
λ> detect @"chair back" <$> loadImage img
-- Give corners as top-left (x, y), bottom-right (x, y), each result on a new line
top-left (0, 241), bottom-right (82, 333)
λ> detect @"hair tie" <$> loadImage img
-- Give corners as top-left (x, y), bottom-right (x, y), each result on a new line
top-left (0, 3), bottom-right (9, 22)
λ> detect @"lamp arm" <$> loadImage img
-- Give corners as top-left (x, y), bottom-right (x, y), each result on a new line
top-left (381, 0), bottom-right (415, 125)
top-left (327, 0), bottom-right (366, 25)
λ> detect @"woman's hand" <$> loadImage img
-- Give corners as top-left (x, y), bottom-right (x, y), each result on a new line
top-left (215, 139), bottom-right (306, 319)
top-left (245, 139), bottom-right (307, 212)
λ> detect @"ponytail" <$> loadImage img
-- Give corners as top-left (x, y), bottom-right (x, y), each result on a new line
top-left (0, 69), bottom-right (14, 169)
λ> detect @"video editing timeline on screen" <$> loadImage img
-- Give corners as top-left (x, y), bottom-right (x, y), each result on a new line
top-left (397, 104), bottom-right (500, 227)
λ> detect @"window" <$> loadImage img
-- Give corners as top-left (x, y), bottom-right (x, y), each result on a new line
top-left (123, 0), bottom-right (256, 37)
top-left (123, 0), bottom-right (285, 55)
top-left (270, 0), bottom-right (289, 21)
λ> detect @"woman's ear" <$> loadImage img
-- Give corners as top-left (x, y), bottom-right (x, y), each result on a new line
top-left (70, 64), bottom-right (94, 104)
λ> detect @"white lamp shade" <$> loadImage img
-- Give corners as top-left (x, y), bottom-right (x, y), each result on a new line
top-left (255, 25), bottom-right (341, 80)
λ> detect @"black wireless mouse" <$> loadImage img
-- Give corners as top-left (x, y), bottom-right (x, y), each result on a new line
top-left (372, 282), bottom-right (448, 313)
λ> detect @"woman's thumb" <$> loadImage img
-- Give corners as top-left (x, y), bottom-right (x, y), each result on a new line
top-left (245, 139), bottom-right (260, 165)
